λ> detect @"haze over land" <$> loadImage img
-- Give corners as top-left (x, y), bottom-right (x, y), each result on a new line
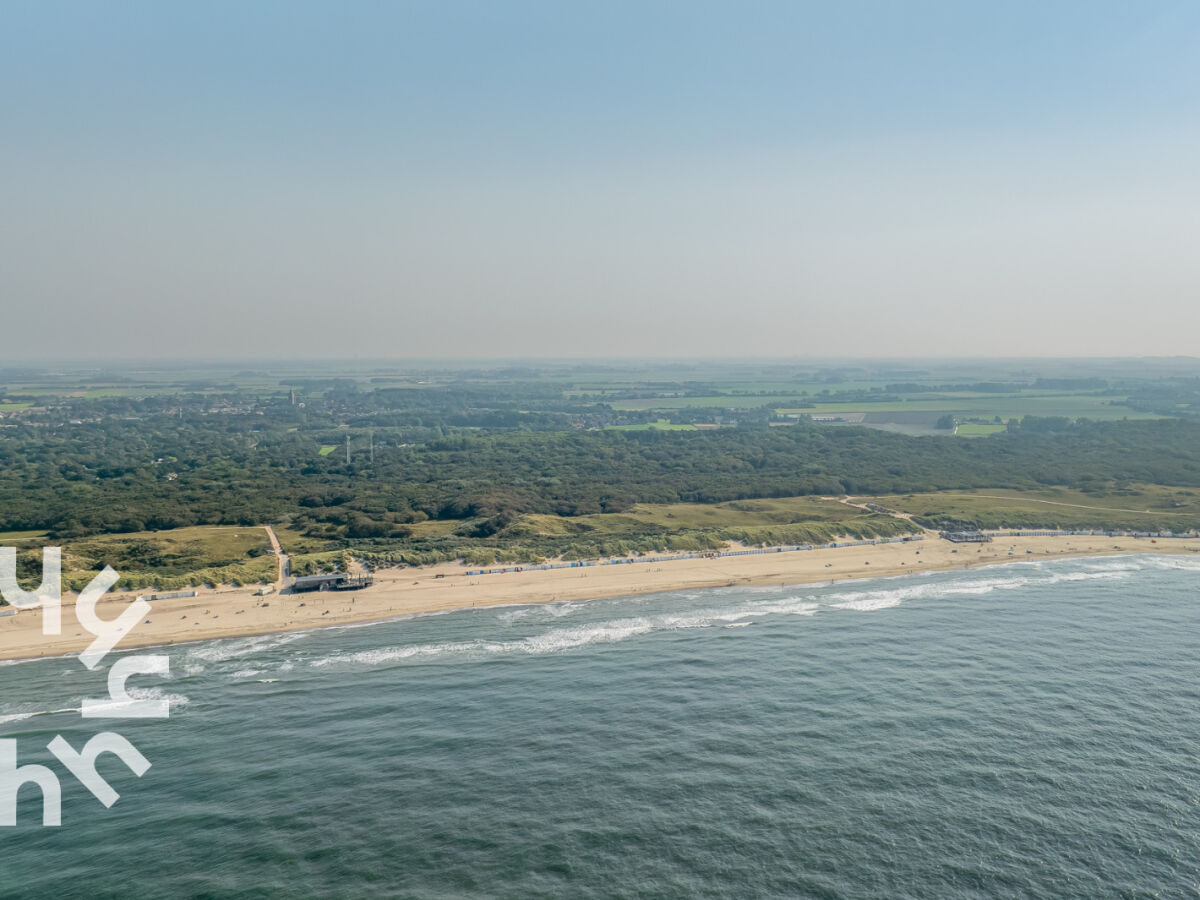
top-left (4, 2), bottom-right (1200, 360)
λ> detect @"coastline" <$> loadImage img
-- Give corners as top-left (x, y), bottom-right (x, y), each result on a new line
top-left (3, 533), bottom-right (1198, 662)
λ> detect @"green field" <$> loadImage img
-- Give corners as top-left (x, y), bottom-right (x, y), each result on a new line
top-left (611, 395), bottom-right (819, 410)
top-left (956, 423), bottom-right (1007, 436)
top-left (0, 529), bottom-right (48, 543)
top-left (607, 387), bottom-right (1161, 432)
top-left (318, 445), bottom-right (337, 456)
top-left (776, 394), bottom-right (1155, 419)
top-left (605, 419), bottom-right (697, 431)
top-left (590, 381), bottom-right (879, 403)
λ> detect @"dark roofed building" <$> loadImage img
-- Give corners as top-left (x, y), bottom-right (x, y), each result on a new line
top-left (291, 573), bottom-right (375, 593)
top-left (940, 530), bottom-right (992, 543)
top-left (292, 573), bottom-right (348, 592)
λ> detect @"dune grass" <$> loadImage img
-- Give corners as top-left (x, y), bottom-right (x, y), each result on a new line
top-left (874, 486), bottom-right (1200, 532)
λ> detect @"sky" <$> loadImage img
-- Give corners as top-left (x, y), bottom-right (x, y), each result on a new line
top-left (3, 1), bottom-right (1199, 360)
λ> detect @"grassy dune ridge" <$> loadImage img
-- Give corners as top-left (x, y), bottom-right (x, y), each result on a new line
top-left (879, 485), bottom-right (1200, 532)
top-left (5, 526), bottom-right (276, 592)
top-left (5, 486), bottom-right (1200, 595)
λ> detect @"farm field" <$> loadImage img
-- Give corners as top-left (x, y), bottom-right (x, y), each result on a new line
top-left (776, 394), bottom-right (1155, 418)
top-left (956, 424), bottom-right (1007, 436)
top-left (611, 395), bottom-right (823, 410)
top-left (605, 419), bottom-right (697, 431)
top-left (605, 384), bottom-right (1164, 433)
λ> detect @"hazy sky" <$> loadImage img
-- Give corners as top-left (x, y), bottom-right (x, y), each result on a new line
top-left (3, 1), bottom-right (1199, 360)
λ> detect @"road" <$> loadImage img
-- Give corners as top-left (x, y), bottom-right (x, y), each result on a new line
top-left (835, 496), bottom-right (922, 523)
top-left (263, 525), bottom-right (292, 588)
top-left (968, 493), bottom-right (1186, 516)
top-left (838, 492), bottom-right (1186, 526)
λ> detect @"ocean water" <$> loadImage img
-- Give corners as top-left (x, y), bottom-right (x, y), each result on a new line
top-left (3, 554), bottom-right (1200, 898)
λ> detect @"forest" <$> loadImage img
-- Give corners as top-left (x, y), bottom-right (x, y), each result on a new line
top-left (2, 413), bottom-right (1198, 540)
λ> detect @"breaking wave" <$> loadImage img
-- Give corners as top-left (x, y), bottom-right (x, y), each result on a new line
top-left (183, 632), bottom-right (308, 673)
top-left (0, 688), bottom-right (188, 725)
top-left (10, 553), bottom-right (1162, 680)
top-left (0, 709), bottom-right (54, 724)
top-left (828, 563), bottom-right (1141, 612)
top-left (327, 558), bottom-right (1164, 665)
top-left (73, 686), bottom-right (190, 716)
top-left (1140, 555), bottom-right (1200, 572)
top-left (312, 600), bottom-right (820, 669)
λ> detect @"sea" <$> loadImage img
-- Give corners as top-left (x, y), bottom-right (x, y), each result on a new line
top-left (3, 553), bottom-right (1200, 898)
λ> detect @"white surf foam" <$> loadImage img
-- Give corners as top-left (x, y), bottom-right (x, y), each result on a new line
top-left (185, 631), bottom-right (306, 666)
top-left (1078, 559), bottom-right (1146, 572)
top-left (78, 686), bottom-right (189, 716)
top-left (496, 602), bottom-right (585, 624)
top-left (311, 600), bottom-right (817, 668)
top-left (826, 582), bottom-right (938, 611)
top-left (0, 707), bottom-right (76, 725)
top-left (735, 597), bottom-right (821, 618)
top-left (1042, 569), bottom-right (1134, 584)
top-left (825, 561), bottom-right (1143, 612)
top-left (1142, 555), bottom-right (1200, 572)
top-left (1, 687), bottom-right (187, 723)
top-left (0, 711), bottom-right (41, 724)
top-left (295, 555), bottom-right (1182, 668)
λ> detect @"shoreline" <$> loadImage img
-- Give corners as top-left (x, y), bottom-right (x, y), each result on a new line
top-left (3, 534), bottom-right (1199, 662)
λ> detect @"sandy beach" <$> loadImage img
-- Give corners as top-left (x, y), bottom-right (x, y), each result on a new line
top-left (3, 533), bottom-right (1198, 662)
